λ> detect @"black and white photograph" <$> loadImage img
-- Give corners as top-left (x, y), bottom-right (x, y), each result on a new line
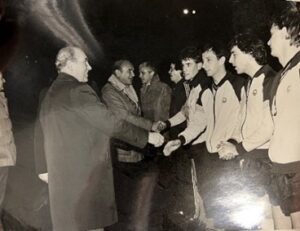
top-left (0, 0), bottom-right (300, 230)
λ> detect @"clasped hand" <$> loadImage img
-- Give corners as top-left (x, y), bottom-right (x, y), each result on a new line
top-left (148, 132), bottom-right (164, 147)
top-left (217, 141), bottom-right (238, 160)
top-left (163, 139), bottom-right (181, 156)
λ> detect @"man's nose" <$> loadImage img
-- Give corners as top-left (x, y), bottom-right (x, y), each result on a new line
top-left (87, 62), bottom-right (92, 71)
top-left (229, 55), bottom-right (233, 64)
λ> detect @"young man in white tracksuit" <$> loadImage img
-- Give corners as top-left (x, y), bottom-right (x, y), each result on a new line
top-left (161, 47), bottom-right (211, 227)
top-left (266, 7), bottom-right (300, 229)
top-left (224, 33), bottom-right (277, 229)
top-left (164, 42), bottom-right (246, 229)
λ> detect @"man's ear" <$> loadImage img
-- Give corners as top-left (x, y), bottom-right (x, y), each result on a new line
top-left (281, 26), bottom-right (290, 40)
top-left (150, 71), bottom-right (155, 77)
top-left (197, 62), bottom-right (203, 70)
top-left (115, 69), bottom-right (121, 77)
top-left (219, 56), bottom-right (226, 65)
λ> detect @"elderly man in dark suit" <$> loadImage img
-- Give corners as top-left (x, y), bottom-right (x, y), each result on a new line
top-left (37, 46), bottom-right (164, 231)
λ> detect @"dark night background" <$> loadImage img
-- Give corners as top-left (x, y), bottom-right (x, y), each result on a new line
top-left (0, 0), bottom-right (290, 117)
top-left (0, 0), bottom-right (297, 229)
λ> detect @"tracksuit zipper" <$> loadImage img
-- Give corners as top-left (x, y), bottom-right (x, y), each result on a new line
top-left (241, 79), bottom-right (252, 140)
top-left (210, 90), bottom-right (217, 151)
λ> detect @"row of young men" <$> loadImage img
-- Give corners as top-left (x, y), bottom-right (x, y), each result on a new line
top-left (158, 6), bottom-right (300, 230)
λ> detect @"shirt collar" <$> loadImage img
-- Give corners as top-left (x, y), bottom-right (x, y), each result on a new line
top-left (108, 74), bottom-right (127, 92)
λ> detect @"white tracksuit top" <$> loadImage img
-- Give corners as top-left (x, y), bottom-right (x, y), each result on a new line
top-left (233, 65), bottom-right (275, 154)
top-left (178, 73), bottom-right (244, 153)
top-left (269, 52), bottom-right (300, 164)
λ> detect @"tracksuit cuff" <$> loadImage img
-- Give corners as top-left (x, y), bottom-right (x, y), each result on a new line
top-left (165, 120), bottom-right (171, 130)
top-left (227, 139), bottom-right (238, 145)
top-left (235, 142), bottom-right (247, 155)
top-left (178, 135), bottom-right (186, 146)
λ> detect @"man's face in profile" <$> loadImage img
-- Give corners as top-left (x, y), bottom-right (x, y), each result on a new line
top-left (181, 58), bottom-right (201, 81)
top-left (116, 62), bottom-right (135, 86)
top-left (168, 63), bottom-right (182, 84)
top-left (267, 24), bottom-right (286, 60)
top-left (70, 49), bottom-right (92, 83)
top-left (229, 45), bottom-right (252, 75)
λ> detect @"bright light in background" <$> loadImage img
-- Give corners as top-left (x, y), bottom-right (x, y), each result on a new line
top-left (29, 0), bottom-right (102, 59)
top-left (231, 205), bottom-right (264, 229)
top-left (192, 10), bottom-right (196, 14)
top-left (226, 192), bottom-right (267, 229)
top-left (183, 8), bottom-right (189, 15)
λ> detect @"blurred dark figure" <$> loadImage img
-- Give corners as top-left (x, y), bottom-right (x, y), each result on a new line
top-left (168, 61), bottom-right (187, 139)
top-left (0, 71), bottom-right (17, 230)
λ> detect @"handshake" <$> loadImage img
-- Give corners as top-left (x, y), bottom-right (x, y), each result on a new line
top-left (161, 140), bottom-right (240, 159)
top-left (147, 121), bottom-right (168, 147)
top-left (151, 121), bottom-right (167, 133)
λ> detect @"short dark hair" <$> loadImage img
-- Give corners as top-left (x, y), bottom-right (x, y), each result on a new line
top-left (179, 46), bottom-right (202, 63)
top-left (272, 6), bottom-right (300, 47)
top-left (169, 59), bottom-right (182, 71)
top-left (202, 41), bottom-right (229, 60)
top-left (229, 33), bottom-right (267, 65)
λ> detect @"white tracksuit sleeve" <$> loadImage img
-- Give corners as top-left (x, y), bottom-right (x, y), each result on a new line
top-left (179, 103), bottom-right (207, 145)
top-left (168, 109), bottom-right (187, 127)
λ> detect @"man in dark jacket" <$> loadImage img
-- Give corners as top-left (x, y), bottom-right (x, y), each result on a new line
top-left (168, 62), bottom-right (187, 139)
top-left (139, 61), bottom-right (171, 122)
top-left (37, 46), bottom-right (164, 231)
top-left (102, 59), bottom-right (166, 231)
top-left (102, 60), bottom-right (158, 163)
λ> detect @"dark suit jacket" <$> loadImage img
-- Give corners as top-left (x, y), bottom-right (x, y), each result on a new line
top-left (38, 73), bottom-right (148, 230)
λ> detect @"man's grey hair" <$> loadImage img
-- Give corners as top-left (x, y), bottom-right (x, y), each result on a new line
top-left (55, 46), bottom-right (79, 72)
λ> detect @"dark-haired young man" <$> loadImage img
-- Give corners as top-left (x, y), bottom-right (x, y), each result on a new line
top-left (159, 47), bottom-right (211, 227)
top-left (266, 6), bottom-right (300, 229)
top-left (223, 33), bottom-right (277, 229)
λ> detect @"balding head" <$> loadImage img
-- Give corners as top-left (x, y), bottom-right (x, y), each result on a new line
top-left (55, 46), bottom-right (92, 82)
top-left (56, 46), bottom-right (79, 72)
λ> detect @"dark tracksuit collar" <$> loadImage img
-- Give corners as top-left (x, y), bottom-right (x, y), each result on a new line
top-left (253, 65), bottom-right (273, 79)
top-left (280, 50), bottom-right (300, 78)
top-left (185, 71), bottom-right (203, 88)
top-left (211, 72), bottom-right (230, 90)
